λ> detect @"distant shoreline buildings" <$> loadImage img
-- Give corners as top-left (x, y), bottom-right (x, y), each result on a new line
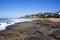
top-left (20, 11), bottom-right (60, 18)
top-left (58, 11), bottom-right (60, 15)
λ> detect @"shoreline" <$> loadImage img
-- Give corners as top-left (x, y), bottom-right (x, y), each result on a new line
top-left (0, 18), bottom-right (60, 30)
top-left (0, 19), bottom-right (33, 30)
top-left (0, 18), bottom-right (60, 40)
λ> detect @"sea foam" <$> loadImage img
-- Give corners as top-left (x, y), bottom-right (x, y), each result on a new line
top-left (0, 19), bottom-right (32, 30)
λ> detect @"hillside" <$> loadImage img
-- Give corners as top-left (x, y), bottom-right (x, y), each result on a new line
top-left (20, 11), bottom-right (60, 18)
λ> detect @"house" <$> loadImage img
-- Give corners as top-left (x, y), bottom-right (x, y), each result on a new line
top-left (57, 11), bottom-right (60, 18)
top-left (58, 11), bottom-right (60, 15)
top-left (44, 13), bottom-right (56, 18)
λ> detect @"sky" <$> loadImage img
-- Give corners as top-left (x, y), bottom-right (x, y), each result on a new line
top-left (0, 0), bottom-right (60, 18)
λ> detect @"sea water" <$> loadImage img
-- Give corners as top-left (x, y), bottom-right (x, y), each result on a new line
top-left (0, 18), bottom-right (12, 30)
top-left (0, 18), bottom-right (32, 30)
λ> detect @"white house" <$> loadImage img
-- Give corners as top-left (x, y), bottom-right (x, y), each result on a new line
top-left (58, 11), bottom-right (60, 15)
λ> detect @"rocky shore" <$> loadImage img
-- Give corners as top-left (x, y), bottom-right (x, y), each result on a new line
top-left (0, 18), bottom-right (60, 40)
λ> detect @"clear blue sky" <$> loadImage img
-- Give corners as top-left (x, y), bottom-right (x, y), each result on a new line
top-left (0, 0), bottom-right (60, 18)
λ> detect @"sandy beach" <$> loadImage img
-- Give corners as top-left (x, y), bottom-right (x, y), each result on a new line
top-left (0, 18), bottom-right (60, 40)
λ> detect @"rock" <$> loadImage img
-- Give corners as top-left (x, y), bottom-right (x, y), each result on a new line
top-left (0, 20), bottom-right (60, 40)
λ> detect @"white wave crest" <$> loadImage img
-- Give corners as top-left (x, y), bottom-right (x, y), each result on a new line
top-left (0, 19), bottom-right (32, 30)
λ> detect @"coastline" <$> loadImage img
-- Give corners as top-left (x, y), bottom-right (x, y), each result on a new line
top-left (0, 18), bottom-right (60, 30)
top-left (0, 18), bottom-right (60, 40)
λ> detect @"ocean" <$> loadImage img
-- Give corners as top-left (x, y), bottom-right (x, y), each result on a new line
top-left (0, 18), bottom-right (33, 30)
top-left (0, 18), bottom-right (13, 30)
top-left (0, 18), bottom-right (10, 22)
